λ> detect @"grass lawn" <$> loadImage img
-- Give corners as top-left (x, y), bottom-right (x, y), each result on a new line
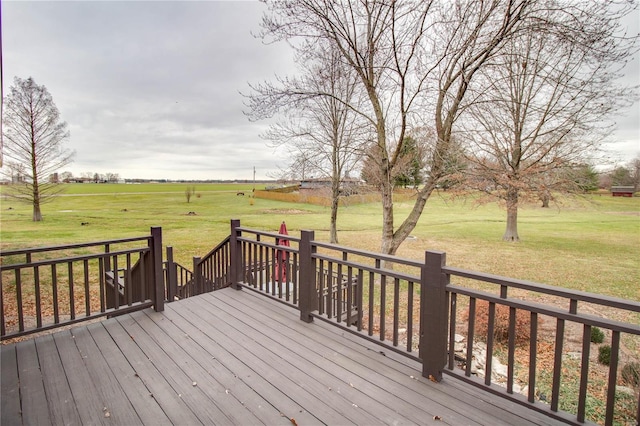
top-left (1, 183), bottom-right (638, 301)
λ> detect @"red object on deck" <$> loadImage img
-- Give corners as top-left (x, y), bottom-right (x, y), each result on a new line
top-left (275, 221), bottom-right (290, 281)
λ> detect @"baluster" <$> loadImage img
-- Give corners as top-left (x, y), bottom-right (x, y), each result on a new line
top-left (83, 259), bottom-right (90, 316)
top-left (528, 312), bottom-right (538, 403)
top-left (68, 262), bottom-right (75, 320)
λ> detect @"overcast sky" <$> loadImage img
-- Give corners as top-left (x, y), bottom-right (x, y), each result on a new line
top-left (2, 1), bottom-right (639, 181)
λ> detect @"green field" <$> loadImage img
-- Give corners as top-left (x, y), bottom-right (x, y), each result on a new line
top-left (1, 183), bottom-right (639, 301)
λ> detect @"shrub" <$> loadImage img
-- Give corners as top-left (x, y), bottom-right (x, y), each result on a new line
top-left (464, 300), bottom-right (537, 346)
top-left (621, 362), bottom-right (640, 387)
top-left (590, 326), bottom-right (605, 344)
top-left (598, 345), bottom-right (611, 366)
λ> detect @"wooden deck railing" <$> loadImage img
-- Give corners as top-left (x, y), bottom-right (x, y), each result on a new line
top-left (442, 265), bottom-right (640, 425)
top-left (0, 227), bottom-right (165, 340)
top-left (165, 236), bottom-right (232, 301)
top-left (228, 219), bottom-right (640, 426)
top-left (2, 220), bottom-right (638, 424)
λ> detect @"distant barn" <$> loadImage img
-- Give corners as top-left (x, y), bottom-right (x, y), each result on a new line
top-left (611, 186), bottom-right (635, 197)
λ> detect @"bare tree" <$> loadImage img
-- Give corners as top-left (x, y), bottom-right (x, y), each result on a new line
top-left (2, 77), bottom-right (74, 221)
top-left (248, 42), bottom-right (364, 243)
top-left (185, 185), bottom-right (196, 203)
top-left (461, 3), bottom-right (637, 241)
top-left (259, 0), bottom-right (638, 253)
top-left (105, 172), bottom-right (120, 183)
top-left (259, 0), bottom-right (536, 255)
top-left (60, 171), bottom-right (74, 183)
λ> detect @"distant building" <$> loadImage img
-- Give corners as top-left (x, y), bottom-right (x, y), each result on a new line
top-left (611, 186), bottom-right (635, 197)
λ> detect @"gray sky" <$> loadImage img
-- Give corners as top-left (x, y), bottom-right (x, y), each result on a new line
top-left (2, 1), bottom-right (639, 181)
top-left (2, 0), bottom-right (296, 180)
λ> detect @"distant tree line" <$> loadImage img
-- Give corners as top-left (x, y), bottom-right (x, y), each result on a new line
top-left (54, 171), bottom-right (121, 183)
top-left (600, 159), bottom-right (640, 192)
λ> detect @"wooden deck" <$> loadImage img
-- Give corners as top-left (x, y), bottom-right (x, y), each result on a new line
top-left (1, 287), bottom-right (565, 426)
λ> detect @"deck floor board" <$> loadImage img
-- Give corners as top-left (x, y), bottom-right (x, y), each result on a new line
top-left (101, 317), bottom-right (203, 425)
top-left (208, 290), bottom-right (471, 425)
top-left (139, 307), bottom-right (299, 425)
top-left (186, 296), bottom-right (386, 425)
top-left (1, 344), bottom-right (22, 426)
top-left (15, 340), bottom-right (52, 426)
top-left (1, 287), bottom-right (569, 426)
top-left (35, 334), bottom-right (82, 426)
top-left (83, 321), bottom-right (172, 425)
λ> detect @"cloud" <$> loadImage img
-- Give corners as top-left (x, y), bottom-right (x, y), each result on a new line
top-left (2, 1), bottom-right (294, 180)
top-left (2, 1), bottom-right (638, 180)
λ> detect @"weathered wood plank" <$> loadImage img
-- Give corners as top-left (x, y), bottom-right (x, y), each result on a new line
top-left (128, 310), bottom-right (264, 425)
top-left (85, 322), bottom-right (171, 425)
top-left (213, 290), bottom-right (451, 423)
top-left (1, 288), bottom-right (568, 426)
top-left (140, 308), bottom-right (291, 425)
top-left (160, 303), bottom-right (314, 425)
top-left (171, 297), bottom-right (346, 425)
top-left (16, 339), bottom-right (53, 426)
top-left (214, 289), bottom-right (474, 425)
top-left (101, 318), bottom-right (203, 425)
top-left (35, 333), bottom-right (82, 425)
top-left (201, 292), bottom-right (420, 424)
top-left (1, 345), bottom-right (21, 426)
top-left (183, 295), bottom-right (370, 425)
top-left (69, 326), bottom-right (143, 425)
top-left (113, 313), bottom-right (234, 425)
top-left (52, 331), bottom-right (109, 425)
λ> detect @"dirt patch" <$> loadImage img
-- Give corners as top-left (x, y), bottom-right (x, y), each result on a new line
top-left (260, 209), bottom-right (311, 215)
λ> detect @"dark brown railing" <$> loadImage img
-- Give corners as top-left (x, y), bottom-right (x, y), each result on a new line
top-left (2, 219), bottom-right (638, 425)
top-left (0, 227), bottom-right (165, 340)
top-left (228, 219), bottom-right (640, 426)
top-left (442, 266), bottom-right (640, 425)
top-left (165, 236), bottom-right (232, 301)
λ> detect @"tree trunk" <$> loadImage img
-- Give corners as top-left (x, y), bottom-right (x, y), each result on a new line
top-left (31, 146), bottom-right (43, 222)
top-left (380, 178), bottom-right (439, 257)
top-left (32, 203), bottom-right (43, 222)
top-left (32, 184), bottom-right (42, 221)
top-left (330, 176), bottom-right (340, 244)
top-left (503, 188), bottom-right (519, 242)
top-left (540, 192), bottom-right (550, 208)
top-left (380, 178), bottom-right (395, 255)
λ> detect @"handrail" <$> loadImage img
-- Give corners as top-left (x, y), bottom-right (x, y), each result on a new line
top-left (445, 265), bottom-right (640, 312)
top-left (313, 240), bottom-right (423, 268)
top-left (198, 235), bottom-right (231, 263)
top-left (313, 252), bottom-right (419, 282)
top-left (449, 285), bottom-right (640, 335)
top-left (1, 228), bottom-right (164, 340)
top-left (0, 235), bottom-right (151, 257)
top-left (236, 226), bottom-right (301, 243)
top-left (1, 247), bottom-right (150, 271)
top-left (229, 220), bottom-right (639, 426)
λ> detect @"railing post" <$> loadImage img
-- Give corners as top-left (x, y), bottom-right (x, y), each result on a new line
top-left (166, 246), bottom-right (177, 302)
top-left (193, 257), bottom-right (202, 295)
top-left (150, 227), bottom-right (165, 312)
top-left (229, 219), bottom-right (242, 290)
top-left (420, 250), bottom-right (448, 381)
top-left (299, 230), bottom-right (316, 323)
